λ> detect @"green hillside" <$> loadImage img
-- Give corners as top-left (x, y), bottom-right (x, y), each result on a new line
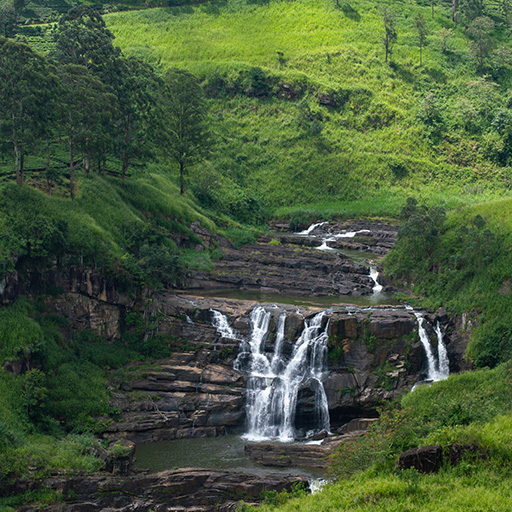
top-left (104, 0), bottom-right (512, 216)
top-left (1, 0), bottom-right (512, 509)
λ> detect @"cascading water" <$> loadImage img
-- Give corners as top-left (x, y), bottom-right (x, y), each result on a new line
top-left (407, 307), bottom-right (449, 383)
top-left (212, 306), bottom-right (331, 441)
top-left (434, 321), bottom-right (450, 378)
top-left (210, 308), bottom-right (240, 340)
top-left (369, 266), bottom-right (383, 293)
top-left (297, 221), bottom-right (328, 236)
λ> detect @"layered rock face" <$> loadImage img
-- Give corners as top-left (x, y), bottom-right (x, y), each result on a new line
top-left (103, 295), bottom-right (445, 443)
top-left (15, 468), bottom-right (308, 512)
top-left (183, 221), bottom-right (399, 296)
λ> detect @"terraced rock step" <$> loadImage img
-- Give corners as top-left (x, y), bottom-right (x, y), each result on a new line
top-left (184, 240), bottom-right (374, 296)
top-left (15, 468), bottom-right (309, 512)
top-left (105, 355), bottom-right (246, 443)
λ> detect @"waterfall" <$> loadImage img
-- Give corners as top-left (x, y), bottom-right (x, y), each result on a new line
top-left (315, 237), bottom-right (336, 251)
top-left (370, 267), bottom-right (383, 293)
top-left (297, 221), bottom-right (328, 235)
top-left (214, 306), bottom-right (331, 442)
top-left (435, 321), bottom-right (450, 378)
top-left (210, 309), bottom-right (240, 340)
top-left (408, 307), bottom-right (449, 383)
top-left (332, 229), bottom-right (371, 238)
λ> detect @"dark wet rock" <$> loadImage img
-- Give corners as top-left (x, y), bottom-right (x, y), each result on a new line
top-left (105, 440), bottom-right (136, 476)
top-left (397, 444), bottom-right (485, 474)
top-left (104, 355), bottom-right (246, 443)
top-left (245, 442), bottom-right (331, 468)
top-left (397, 445), bottom-right (443, 473)
top-left (15, 468), bottom-right (308, 512)
top-left (182, 239), bottom-right (376, 297)
top-left (337, 418), bottom-right (378, 434)
top-left (245, 432), bottom-right (366, 469)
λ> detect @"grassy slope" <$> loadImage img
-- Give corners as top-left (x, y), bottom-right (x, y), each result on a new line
top-left (257, 364), bottom-right (512, 512)
top-left (105, 0), bottom-right (512, 217)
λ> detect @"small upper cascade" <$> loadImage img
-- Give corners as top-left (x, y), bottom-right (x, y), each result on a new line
top-left (316, 237), bottom-right (336, 251)
top-left (210, 309), bottom-right (240, 340)
top-left (297, 221), bottom-right (328, 236)
top-left (407, 306), bottom-right (449, 383)
top-left (332, 229), bottom-right (371, 238)
top-left (370, 267), bottom-right (383, 293)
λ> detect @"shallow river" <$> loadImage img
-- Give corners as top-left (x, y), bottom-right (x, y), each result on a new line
top-left (135, 435), bottom-right (325, 479)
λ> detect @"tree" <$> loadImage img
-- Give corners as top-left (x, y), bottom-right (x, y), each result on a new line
top-left (381, 8), bottom-right (398, 63)
top-left (468, 16), bottom-right (495, 71)
top-left (12, 0), bottom-right (24, 24)
top-left (0, 38), bottom-right (56, 185)
top-left (414, 13), bottom-right (429, 66)
top-left (461, 0), bottom-right (486, 25)
top-left (52, 5), bottom-right (120, 78)
top-left (467, 75), bottom-right (499, 120)
top-left (441, 27), bottom-right (452, 54)
top-left (58, 64), bottom-right (116, 199)
top-left (492, 45), bottom-right (512, 79)
top-left (0, 1), bottom-right (15, 37)
top-left (162, 69), bottom-right (210, 195)
top-left (112, 57), bottom-right (161, 182)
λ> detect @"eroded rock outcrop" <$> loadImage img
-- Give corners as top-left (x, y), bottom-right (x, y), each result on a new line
top-left (15, 468), bottom-right (308, 512)
top-left (105, 354), bottom-right (246, 443)
top-left (104, 295), bottom-right (444, 442)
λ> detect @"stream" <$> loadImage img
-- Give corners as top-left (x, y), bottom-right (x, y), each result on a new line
top-left (135, 435), bottom-right (325, 479)
top-left (132, 222), bottom-right (449, 488)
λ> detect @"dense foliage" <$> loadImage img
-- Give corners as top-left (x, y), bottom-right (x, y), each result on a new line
top-left (2, 0), bottom-right (512, 509)
top-left (385, 197), bottom-right (512, 368)
top-left (0, 174), bottom-right (220, 286)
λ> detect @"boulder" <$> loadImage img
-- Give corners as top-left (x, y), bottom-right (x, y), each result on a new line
top-left (397, 445), bottom-right (443, 473)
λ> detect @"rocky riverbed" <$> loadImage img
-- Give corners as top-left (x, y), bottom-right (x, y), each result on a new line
top-left (0, 220), bottom-right (470, 510)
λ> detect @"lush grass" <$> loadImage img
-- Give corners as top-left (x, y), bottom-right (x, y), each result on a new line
top-left (259, 363), bottom-right (512, 512)
top-left (0, 172), bottom-right (218, 286)
top-left (104, 0), bottom-right (512, 217)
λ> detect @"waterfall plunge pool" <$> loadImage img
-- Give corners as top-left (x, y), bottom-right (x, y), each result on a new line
top-left (134, 435), bottom-right (325, 480)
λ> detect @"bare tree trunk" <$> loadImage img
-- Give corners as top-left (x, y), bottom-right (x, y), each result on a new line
top-left (180, 160), bottom-right (184, 195)
top-left (69, 134), bottom-right (75, 200)
top-left (122, 115), bottom-right (130, 183)
top-left (20, 141), bottom-right (25, 184)
top-left (46, 139), bottom-right (52, 195)
top-left (13, 125), bottom-right (21, 185)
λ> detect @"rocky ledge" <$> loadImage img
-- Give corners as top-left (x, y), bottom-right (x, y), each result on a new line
top-left (103, 295), bottom-right (465, 443)
top-left (183, 240), bottom-right (375, 296)
top-left (182, 220), bottom-right (403, 297)
top-left (272, 220), bottom-right (399, 256)
top-left (15, 468), bottom-right (308, 512)
top-left (245, 418), bottom-right (378, 469)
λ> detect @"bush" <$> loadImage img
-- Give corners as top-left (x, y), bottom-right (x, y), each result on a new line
top-left (223, 228), bottom-right (257, 249)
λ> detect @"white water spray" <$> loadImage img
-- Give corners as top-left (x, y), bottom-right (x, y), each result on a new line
top-left (210, 309), bottom-right (240, 340)
top-left (407, 307), bottom-right (449, 383)
top-left (244, 310), bottom-right (330, 441)
top-left (297, 221), bottom-right (328, 235)
top-left (214, 306), bottom-right (331, 442)
top-left (370, 267), bottom-right (383, 293)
